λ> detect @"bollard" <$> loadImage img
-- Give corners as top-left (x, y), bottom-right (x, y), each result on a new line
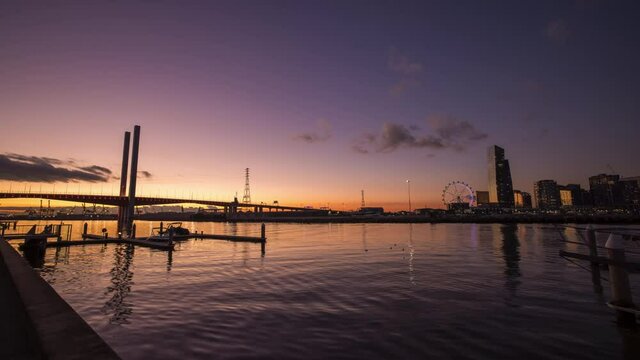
top-left (261, 223), bottom-right (266, 241)
top-left (605, 234), bottom-right (636, 327)
top-left (82, 223), bottom-right (88, 240)
top-left (585, 225), bottom-right (602, 293)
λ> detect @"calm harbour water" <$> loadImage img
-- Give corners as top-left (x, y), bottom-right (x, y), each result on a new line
top-left (12, 221), bottom-right (640, 359)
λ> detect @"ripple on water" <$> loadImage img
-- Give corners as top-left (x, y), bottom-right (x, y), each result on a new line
top-left (21, 222), bottom-right (640, 359)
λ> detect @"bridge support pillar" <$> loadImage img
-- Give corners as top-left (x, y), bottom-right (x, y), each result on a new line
top-left (126, 125), bottom-right (141, 234)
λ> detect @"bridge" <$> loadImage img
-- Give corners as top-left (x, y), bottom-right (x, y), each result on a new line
top-left (0, 192), bottom-right (311, 212)
top-left (1, 125), bottom-right (318, 233)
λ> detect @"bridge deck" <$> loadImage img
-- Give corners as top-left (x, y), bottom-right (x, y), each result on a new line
top-left (0, 192), bottom-right (315, 211)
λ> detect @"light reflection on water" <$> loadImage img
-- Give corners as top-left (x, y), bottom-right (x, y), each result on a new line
top-left (15, 221), bottom-right (640, 359)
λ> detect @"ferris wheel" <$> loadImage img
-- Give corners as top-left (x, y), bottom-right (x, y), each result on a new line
top-left (442, 181), bottom-right (476, 207)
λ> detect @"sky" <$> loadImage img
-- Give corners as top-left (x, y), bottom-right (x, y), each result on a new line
top-left (1, 0), bottom-right (639, 210)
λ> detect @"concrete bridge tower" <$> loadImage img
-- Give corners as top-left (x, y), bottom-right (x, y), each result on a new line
top-left (116, 125), bottom-right (140, 235)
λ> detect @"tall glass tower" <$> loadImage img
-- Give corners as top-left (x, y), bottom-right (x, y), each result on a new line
top-left (488, 145), bottom-right (514, 206)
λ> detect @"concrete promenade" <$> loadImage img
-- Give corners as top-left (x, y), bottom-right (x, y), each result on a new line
top-left (0, 239), bottom-right (120, 359)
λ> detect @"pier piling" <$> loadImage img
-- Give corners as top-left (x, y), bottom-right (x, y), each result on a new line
top-left (82, 223), bottom-right (88, 240)
top-left (605, 234), bottom-right (636, 327)
top-left (586, 225), bottom-right (602, 293)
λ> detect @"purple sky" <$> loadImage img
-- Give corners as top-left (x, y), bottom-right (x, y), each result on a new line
top-left (1, 0), bottom-right (639, 210)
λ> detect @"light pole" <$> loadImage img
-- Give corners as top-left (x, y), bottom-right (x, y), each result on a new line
top-left (406, 179), bottom-right (412, 212)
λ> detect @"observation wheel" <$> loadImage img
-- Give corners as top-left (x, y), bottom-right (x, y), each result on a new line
top-left (442, 181), bottom-right (475, 207)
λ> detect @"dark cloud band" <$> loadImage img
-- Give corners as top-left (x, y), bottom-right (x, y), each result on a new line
top-left (353, 116), bottom-right (488, 154)
top-left (0, 153), bottom-right (113, 183)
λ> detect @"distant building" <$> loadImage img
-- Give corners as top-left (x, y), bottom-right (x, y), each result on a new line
top-left (415, 208), bottom-right (446, 217)
top-left (447, 202), bottom-right (470, 212)
top-left (476, 191), bottom-right (490, 205)
top-left (488, 145), bottom-right (514, 207)
top-left (534, 180), bottom-right (560, 209)
top-left (589, 174), bottom-right (624, 207)
top-left (521, 192), bottom-right (532, 208)
top-left (620, 176), bottom-right (640, 205)
top-left (564, 184), bottom-right (584, 206)
top-left (358, 207), bottom-right (384, 215)
top-left (559, 187), bottom-right (573, 206)
top-left (581, 189), bottom-right (593, 206)
top-left (513, 190), bottom-right (524, 208)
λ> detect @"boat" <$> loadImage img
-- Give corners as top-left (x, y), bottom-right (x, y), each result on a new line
top-left (146, 222), bottom-right (190, 242)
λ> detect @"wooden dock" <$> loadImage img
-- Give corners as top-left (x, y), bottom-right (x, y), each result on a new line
top-left (2, 223), bottom-right (267, 252)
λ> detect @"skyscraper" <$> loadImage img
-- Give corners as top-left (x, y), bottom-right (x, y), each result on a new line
top-left (534, 180), bottom-right (561, 209)
top-left (488, 145), bottom-right (514, 207)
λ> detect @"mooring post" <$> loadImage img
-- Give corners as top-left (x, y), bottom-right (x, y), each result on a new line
top-left (169, 228), bottom-right (174, 246)
top-left (261, 223), bottom-right (266, 241)
top-left (1, 224), bottom-right (5, 238)
top-left (605, 234), bottom-right (636, 327)
top-left (131, 223), bottom-right (137, 239)
top-left (586, 225), bottom-right (602, 293)
top-left (160, 221), bottom-right (164, 235)
top-left (82, 222), bottom-right (88, 240)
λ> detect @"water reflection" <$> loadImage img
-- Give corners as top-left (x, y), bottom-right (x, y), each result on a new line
top-left (361, 224), bottom-right (368, 252)
top-left (501, 224), bottom-right (521, 296)
top-left (102, 244), bottom-right (135, 324)
top-left (22, 243), bottom-right (46, 269)
top-left (166, 249), bottom-right (173, 272)
top-left (407, 224), bottom-right (415, 285)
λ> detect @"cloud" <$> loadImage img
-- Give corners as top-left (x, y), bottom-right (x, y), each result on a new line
top-left (0, 153), bottom-right (113, 183)
top-left (388, 48), bottom-right (424, 95)
top-left (139, 170), bottom-right (153, 179)
top-left (353, 116), bottom-right (487, 154)
top-left (292, 119), bottom-right (332, 143)
top-left (388, 47), bottom-right (423, 75)
top-left (546, 19), bottom-right (570, 44)
top-left (428, 115), bottom-right (489, 143)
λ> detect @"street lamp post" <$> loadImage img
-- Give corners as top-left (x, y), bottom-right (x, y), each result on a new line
top-left (406, 179), bottom-right (412, 212)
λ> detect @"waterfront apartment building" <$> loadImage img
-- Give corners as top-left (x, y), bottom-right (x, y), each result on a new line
top-left (522, 192), bottom-right (532, 208)
top-left (565, 184), bottom-right (585, 206)
top-left (589, 174), bottom-right (624, 207)
top-left (534, 180), bottom-right (561, 209)
top-left (513, 190), bottom-right (532, 208)
top-left (620, 177), bottom-right (640, 206)
top-left (559, 187), bottom-right (573, 206)
top-left (514, 190), bottom-right (524, 207)
top-left (488, 145), bottom-right (514, 207)
top-left (476, 191), bottom-right (490, 206)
